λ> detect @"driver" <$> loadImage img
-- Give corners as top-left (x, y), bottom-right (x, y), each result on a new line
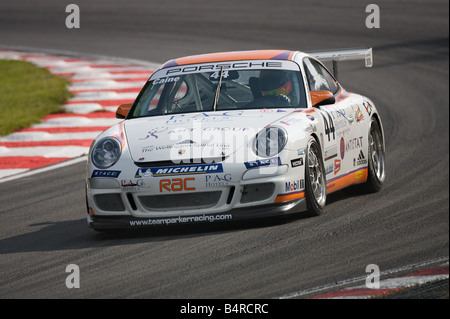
top-left (259, 70), bottom-right (292, 105)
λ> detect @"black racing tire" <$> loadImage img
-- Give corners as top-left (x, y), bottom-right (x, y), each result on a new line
top-left (305, 137), bottom-right (327, 216)
top-left (365, 118), bottom-right (386, 192)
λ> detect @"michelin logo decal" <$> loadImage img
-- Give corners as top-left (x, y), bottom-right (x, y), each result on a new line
top-left (135, 163), bottom-right (223, 178)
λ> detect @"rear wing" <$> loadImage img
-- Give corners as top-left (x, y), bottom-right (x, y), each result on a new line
top-left (306, 47), bottom-right (373, 79)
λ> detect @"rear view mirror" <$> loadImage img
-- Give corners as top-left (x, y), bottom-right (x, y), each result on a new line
top-left (116, 103), bottom-right (133, 119)
top-left (310, 91), bottom-right (335, 107)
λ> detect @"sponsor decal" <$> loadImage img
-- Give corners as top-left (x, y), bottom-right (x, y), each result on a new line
top-left (139, 126), bottom-right (169, 140)
top-left (129, 213), bottom-right (233, 226)
top-left (163, 111), bottom-right (263, 125)
top-left (324, 145), bottom-right (337, 161)
top-left (151, 163), bottom-right (223, 177)
top-left (297, 148), bottom-right (306, 156)
top-left (345, 136), bottom-right (363, 152)
top-left (279, 116), bottom-right (303, 126)
top-left (354, 105), bottom-right (364, 122)
top-left (121, 179), bottom-right (149, 191)
top-left (334, 159), bottom-right (341, 174)
top-left (159, 177), bottom-right (195, 192)
top-left (91, 170), bottom-right (121, 178)
top-left (285, 179), bottom-right (305, 192)
top-left (244, 157), bottom-right (281, 169)
top-left (153, 76), bottom-right (180, 85)
top-left (334, 118), bottom-right (348, 131)
top-left (354, 150), bottom-right (368, 166)
top-left (165, 61), bottom-right (285, 76)
top-left (260, 109), bottom-right (287, 113)
top-left (363, 100), bottom-right (373, 116)
top-left (290, 158), bottom-right (303, 168)
top-left (325, 163), bottom-right (333, 175)
top-left (340, 137), bottom-right (345, 159)
top-left (134, 168), bottom-right (153, 178)
top-left (142, 142), bottom-right (230, 153)
top-left (205, 174), bottom-right (232, 187)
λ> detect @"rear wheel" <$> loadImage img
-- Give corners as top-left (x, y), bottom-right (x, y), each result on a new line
top-left (305, 137), bottom-right (327, 216)
top-left (365, 118), bottom-right (385, 192)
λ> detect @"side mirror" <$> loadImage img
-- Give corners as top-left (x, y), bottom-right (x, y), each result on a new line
top-left (116, 103), bottom-right (133, 119)
top-left (310, 91), bottom-right (335, 107)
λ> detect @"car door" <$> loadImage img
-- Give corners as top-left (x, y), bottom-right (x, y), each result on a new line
top-left (302, 57), bottom-right (354, 183)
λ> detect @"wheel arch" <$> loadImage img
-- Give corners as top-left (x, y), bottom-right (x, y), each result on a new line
top-left (370, 112), bottom-right (385, 152)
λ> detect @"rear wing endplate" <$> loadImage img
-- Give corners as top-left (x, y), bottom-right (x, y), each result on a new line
top-left (307, 47), bottom-right (373, 79)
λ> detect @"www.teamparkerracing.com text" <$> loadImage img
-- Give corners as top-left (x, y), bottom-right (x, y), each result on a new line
top-left (129, 214), bottom-right (233, 226)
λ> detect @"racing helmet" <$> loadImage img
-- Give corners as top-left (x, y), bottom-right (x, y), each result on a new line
top-left (259, 70), bottom-right (292, 96)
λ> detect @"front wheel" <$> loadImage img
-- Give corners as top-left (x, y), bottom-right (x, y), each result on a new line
top-left (305, 137), bottom-right (327, 216)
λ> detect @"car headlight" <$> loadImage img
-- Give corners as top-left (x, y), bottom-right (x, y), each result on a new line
top-left (254, 127), bottom-right (287, 157)
top-left (91, 137), bottom-right (122, 169)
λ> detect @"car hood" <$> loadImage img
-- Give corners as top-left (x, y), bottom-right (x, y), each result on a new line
top-left (123, 109), bottom-right (296, 163)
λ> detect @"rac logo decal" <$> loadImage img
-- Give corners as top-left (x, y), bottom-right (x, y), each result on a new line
top-left (159, 178), bottom-right (195, 192)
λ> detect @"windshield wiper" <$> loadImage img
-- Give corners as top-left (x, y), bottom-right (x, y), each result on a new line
top-left (212, 66), bottom-right (224, 112)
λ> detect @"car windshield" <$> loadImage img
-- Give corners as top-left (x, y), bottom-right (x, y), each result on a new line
top-left (129, 60), bottom-right (307, 118)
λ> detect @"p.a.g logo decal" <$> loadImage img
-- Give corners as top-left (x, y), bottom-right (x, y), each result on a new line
top-left (205, 174), bottom-right (232, 187)
top-left (121, 179), bottom-right (149, 191)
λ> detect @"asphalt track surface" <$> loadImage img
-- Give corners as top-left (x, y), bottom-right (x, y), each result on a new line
top-left (0, 0), bottom-right (448, 299)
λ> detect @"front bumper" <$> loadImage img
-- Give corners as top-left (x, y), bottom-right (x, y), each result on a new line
top-left (87, 197), bottom-right (306, 230)
top-left (86, 154), bottom-right (308, 230)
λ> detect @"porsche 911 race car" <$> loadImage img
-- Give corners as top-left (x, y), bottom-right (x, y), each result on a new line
top-left (85, 48), bottom-right (385, 231)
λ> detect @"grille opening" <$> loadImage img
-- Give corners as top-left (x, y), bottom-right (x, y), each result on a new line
top-left (94, 193), bottom-right (125, 211)
top-left (227, 186), bottom-right (235, 204)
top-left (127, 193), bottom-right (137, 210)
top-left (138, 192), bottom-right (222, 211)
top-left (240, 183), bottom-right (275, 204)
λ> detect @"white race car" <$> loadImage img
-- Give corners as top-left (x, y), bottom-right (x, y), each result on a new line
top-left (86, 49), bottom-right (385, 231)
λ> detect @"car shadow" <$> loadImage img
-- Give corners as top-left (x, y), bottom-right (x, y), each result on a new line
top-left (0, 212), bottom-right (310, 255)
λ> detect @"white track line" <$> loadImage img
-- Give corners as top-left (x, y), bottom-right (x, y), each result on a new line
top-left (276, 256), bottom-right (449, 299)
top-left (0, 156), bottom-right (88, 182)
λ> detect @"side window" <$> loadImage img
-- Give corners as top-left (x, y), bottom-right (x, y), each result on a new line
top-left (303, 58), bottom-right (339, 94)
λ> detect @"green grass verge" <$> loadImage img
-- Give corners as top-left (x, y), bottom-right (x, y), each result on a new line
top-left (0, 59), bottom-right (73, 137)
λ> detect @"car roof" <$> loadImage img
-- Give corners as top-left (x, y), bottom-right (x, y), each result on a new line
top-left (161, 50), bottom-right (297, 68)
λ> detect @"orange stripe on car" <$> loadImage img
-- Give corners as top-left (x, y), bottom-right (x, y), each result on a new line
top-left (274, 191), bottom-right (305, 203)
top-left (326, 168), bottom-right (368, 194)
top-left (113, 122), bottom-right (126, 149)
top-left (274, 168), bottom-right (368, 203)
top-left (163, 50), bottom-right (294, 68)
